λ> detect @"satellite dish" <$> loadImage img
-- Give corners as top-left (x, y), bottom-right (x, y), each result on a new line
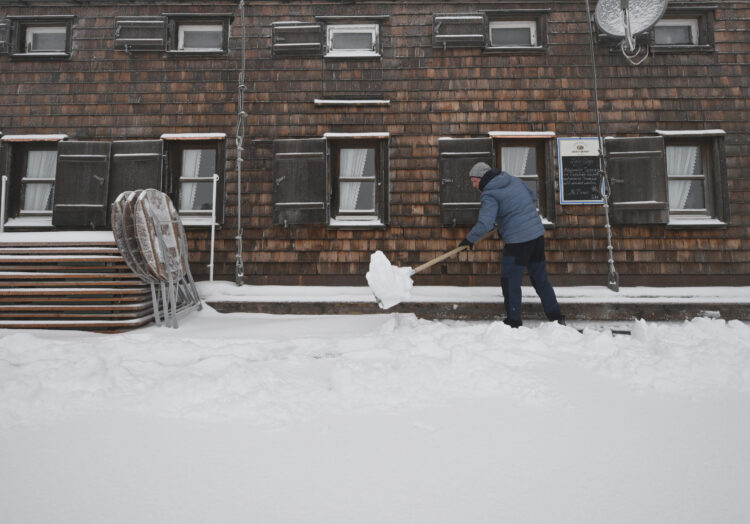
top-left (595, 0), bottom-right (668, 63)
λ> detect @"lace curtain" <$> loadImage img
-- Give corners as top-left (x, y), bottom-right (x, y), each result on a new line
top-left (667, 146), bottom-right (698, 209)
top-left (339, 148), bottom-right (369, 211)
top-left (22, 150), bottom-right (57, 211)
top-left (501, 147), bottom-right (530, 177)
top-left (180, 150), bottom-right (202, 211)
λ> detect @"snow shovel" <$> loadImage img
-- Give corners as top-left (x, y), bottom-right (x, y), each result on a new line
top-left (366, 231), bottom-right (494, 309)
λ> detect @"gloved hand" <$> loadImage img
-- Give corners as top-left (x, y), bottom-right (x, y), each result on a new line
top-left (459, 238), bottom-right (473, 250)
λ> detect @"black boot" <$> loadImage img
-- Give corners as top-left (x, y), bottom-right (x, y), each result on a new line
top-left (503, 317), bottom-right (523, 328)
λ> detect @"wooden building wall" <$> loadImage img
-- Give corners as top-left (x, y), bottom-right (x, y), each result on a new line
top-left (1, 0), bottom-right (749, 287)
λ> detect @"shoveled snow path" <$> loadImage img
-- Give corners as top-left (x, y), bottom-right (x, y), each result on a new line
top-left (1, 308), bottom-right (749, 523)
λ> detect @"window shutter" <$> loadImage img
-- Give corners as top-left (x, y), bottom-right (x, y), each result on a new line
top-left (0, 19), bottom-right (10, 54)
top-left (114, 16), bottom-right (167, 51)
top-left (606, 136), bottom-right (669, 225)
top-left (272, 138), bottom-right (327, 225)
top-left (109, 140), bottom-right (163, 221)
top-left (438, 138), bottom-right (493, 226)
top-left (52, 141), bottom-right (112, 228)
top-left (272, 22), bottom-right (323, 56)
top-left (433, 14), bottom-right (486, 48)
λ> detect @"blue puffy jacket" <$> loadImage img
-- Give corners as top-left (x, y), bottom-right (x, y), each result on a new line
top-left (466, 170), bottom-right (545, 245)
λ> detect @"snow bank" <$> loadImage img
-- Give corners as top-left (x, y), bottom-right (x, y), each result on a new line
top-left (1, 309), bottom-right (749, 429)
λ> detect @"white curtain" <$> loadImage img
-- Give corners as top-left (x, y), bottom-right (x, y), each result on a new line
top-left (667, 146), bottom-right (698, 209)
top-left (339, 148), bottom-right (368, 211)
top-left (180, 149), bottom-right (202, 211)
top-left (23, 150), bottom-right (57, 211)
top-left (501, 147), bottom-right (530, 177)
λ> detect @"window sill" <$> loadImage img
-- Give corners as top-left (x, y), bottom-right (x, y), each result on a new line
top-left (652, 44), bottom-right (714, 53)
top-left (180, 216), bottom-right (219, 228)
top-left (666, 216), bottom-right (727, 229)
top-left (329, 217), bottom-right (385, 230)
top-left (11, 52), bottom-right (70, 60)
top-left (324, 51), bottom-right (381, 60)
top-left (2, 216), bottom-right (54, 230)
top-left (483, 45), bottom-right (546, 54)
top-left (165, 49), bottom-right (227, 56)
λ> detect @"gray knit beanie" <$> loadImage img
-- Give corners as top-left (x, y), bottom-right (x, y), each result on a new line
top-left (468, 161), bottom-right (491, 179)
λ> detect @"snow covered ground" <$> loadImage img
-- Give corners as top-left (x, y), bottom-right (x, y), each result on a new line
top-left (1, 304), bottom-right (750, 523)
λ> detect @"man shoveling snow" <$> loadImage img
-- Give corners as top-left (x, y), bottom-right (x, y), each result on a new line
top-left (459, 161), bottom-right (564, 327)
top-left (366, 162), bottom-right (565, 326)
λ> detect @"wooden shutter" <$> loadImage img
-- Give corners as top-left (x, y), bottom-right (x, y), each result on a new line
top-left (0, 19), bottom-right (10, 54)
top-left (109, 140), bottom-right (163, 221)
top-left (438, 138), bottom-right (493, 226)
top-left (606, 136), bottom-right (669, 225)
top-left (433, 14), bottom-right (486, 48)
top-left (52, 141), bottom-right (111, 228)
top-left (114, 16), bottom-right (167, 50)
top-left (272, 138), bottom-right (327, 225)
top-left (272, 22), bottom-right (323, 56)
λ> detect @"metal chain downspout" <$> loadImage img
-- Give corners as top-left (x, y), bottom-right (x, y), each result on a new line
top-left (584, 0), bottom-right (619, 291)
top-left (234, 0), bottom-right (247, 286)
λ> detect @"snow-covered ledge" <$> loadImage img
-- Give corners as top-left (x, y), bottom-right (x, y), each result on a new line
top-left (666, 215), bottom-right (727, 229)
top-left (161, 133), bottom-right (227, 141)
top-left (315, 99), bottom-right (390, 106)
top-left (488, 131), bottom-right (556, 138)
top-left (323, 132), bottom-right (390, 139)
top-left (1, 134), bottom-right (68, 142)
top-left (655, 129), bottom-right (726, 137)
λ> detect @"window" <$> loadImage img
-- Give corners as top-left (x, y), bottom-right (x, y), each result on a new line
top-left (432, 14), bottom-right (486, 48)
top-left (666, 143), bottom-right (706, 213)
top-left (651, 8), bottom-right (715, 51)
top-left (437, 138), bottom-right (493, 226)
top-left (0, 136), bottom-right (67, 229)
top-left (272, 135), bottom-right (389, 228)
top-left (330, 140), bottom-right (382, 223)
top-left (178, 24), bottom-right (223, 52)
top-left (114, 16), bottom-right (167, 51)
top-left (496, 140), bottom-right (548, 217)
top-left (25, 26), bottom-right (67, 53)
top-left (3, 16), bottom-right (74, 58)
top-left (20, 150), bottom-right (57, 213)
top-left (606, 132), bottom-right (728, 226)
top-left (164, 136), bottom-right (226, 226)
top-left (272, 21), bottom-right (323, 57)
top-left (165, 14), bottom-right (232, 54)
top-left (654, 19), bottom-right (698, 45)
top-left (325, 24), bottom-right (379, 57)
top-left (489, 20), bottom-right (537, 47)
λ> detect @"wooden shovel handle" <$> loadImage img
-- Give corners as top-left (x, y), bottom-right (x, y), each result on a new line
top-left (411, 230), bottom-right (495, 275)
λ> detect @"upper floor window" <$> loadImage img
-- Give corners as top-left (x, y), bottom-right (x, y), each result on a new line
top-left (325, 24), bottom-right (379, 58)
top-left (654, 19), bottom-right (699, 45)
top-left (177, 23), bottom-right (223, 52)
top-left (1, 16), bottom-right (74, 59)
top-left (489, 20), bottom-right (537, 48)
top-left (432, 10), bottom-right (548, 52)
top-left (650, 7), bottom-right (715, 51)
top-left (25, 25), bottom-right (67, 53)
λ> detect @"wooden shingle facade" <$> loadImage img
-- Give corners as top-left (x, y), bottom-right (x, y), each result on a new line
top-left (1, 0), bottom-right (749, 287)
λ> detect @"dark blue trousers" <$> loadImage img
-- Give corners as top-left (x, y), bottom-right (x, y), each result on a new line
top-left (501, 236), bottom-right (561, 326)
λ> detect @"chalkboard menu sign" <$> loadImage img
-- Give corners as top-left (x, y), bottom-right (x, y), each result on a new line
top-left (558, 137), bottom-right (604, 205)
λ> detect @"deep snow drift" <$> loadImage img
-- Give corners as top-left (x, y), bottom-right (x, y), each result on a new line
top-left (1, 308), bottom-right (749, 523)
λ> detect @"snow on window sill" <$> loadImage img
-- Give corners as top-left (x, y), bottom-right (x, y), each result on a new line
top-left (2, 216), bottom-right (54, 230)
top-left (666, 216), bottom-right (727, 229)
top-left (329, 217), bottom-right (384, 229)
top-left (180, 216), bottom-right (218, 227)
top-left (324, 50), bottom-right (380, 59)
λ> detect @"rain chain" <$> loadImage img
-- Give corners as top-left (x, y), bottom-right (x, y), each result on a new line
top-left (235, 0), bottom-right (247, 286)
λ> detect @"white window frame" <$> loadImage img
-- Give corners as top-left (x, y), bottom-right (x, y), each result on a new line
top-left (24, 25), bottom-right (67, 53)
top-left (177, 23), bottom-right (223, 52)
top-left (654, 18), bottom-right (699, 45)
top-left (488, 20), bottom-right (537, 48)
top-left (325, 24), bottom-right (379, 58)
